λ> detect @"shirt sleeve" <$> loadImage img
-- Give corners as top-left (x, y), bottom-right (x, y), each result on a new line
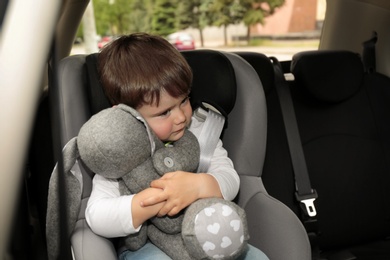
top-left (189, 116), bottom-right (240, 201)
top-left (85, 174), bottom-right (141, 238)
top-left (207, 139), bottom-right (240, 200)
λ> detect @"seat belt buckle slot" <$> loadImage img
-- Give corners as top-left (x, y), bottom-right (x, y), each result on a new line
top-left (296, 190), bottom-right (318, 217)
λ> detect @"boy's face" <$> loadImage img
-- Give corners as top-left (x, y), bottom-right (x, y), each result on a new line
top-left (137, 91), bottom-right (192, 142)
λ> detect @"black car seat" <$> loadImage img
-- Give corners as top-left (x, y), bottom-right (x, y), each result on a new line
top-left (48, 49), bottom-right (310, 260)
top-left (238, 50), bottom-right (390, 259)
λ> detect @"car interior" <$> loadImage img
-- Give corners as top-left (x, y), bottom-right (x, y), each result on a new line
top-left (1, 0), bottom-right (390, 259)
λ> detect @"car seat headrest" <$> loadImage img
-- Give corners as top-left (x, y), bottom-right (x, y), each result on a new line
top-left (182, 50), bottom-right (236, 117)
top-left (234, 52), bottom-right (275, 95)
top-left (291, 50), bottom-right (364, 103)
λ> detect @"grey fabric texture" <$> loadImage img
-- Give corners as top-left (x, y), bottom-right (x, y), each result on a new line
top-left (147, 224), bottom-right (193, 260)
top-left (46, 137), bottom-right (82, 260)
top-left (77, 105), bottom-right (154, 179)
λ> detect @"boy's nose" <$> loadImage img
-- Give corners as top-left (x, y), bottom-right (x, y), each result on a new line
top-left (174, 109), bottom-right (186, 124)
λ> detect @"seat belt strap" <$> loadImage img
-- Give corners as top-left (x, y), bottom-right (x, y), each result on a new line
top-left (362, 31), bottom-right (377, 73)
top-left (271, 57), bottom-right (318, 218)
top-left (272, 57), bottom-right (321, 260)
top-left (194, 105), bottom-right (225, 173)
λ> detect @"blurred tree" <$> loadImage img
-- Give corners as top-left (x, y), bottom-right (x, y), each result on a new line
top-left (240, 0), bottom-right (285, 42)
top-left (110, 0), bottom-right (133, 34)
top-left (128, 0), bottom-right (154, 33)
top-left (198, 0), bottom-right (216, 46)
top-left (93, 0), bottom-right (133, 36)
top-left (90, 0), bottom-right (286, 45)
top-left (210, 0), bottom-right (236, 46)
top-left (175, 0), bottom-right (220, 48)
top-left (151, 0), bottom-right (177, 36)
top-left (176, 1), bottom-right (197, 30)
top-left (176, 0), bottom-right (205, 46)
top-left (93, 0), bottom-right (117, 35)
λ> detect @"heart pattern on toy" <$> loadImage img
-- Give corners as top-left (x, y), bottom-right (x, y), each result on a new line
top-left (221, 236), bottom-right (232, 248)
top-left (207, 223), bottom-right (221, 234)
top-left (205, 207), bottom-right (216, 216)
top-left (222, 205), bottom-right (233, 216)
top-left (230, 219), bottom-right (241, 231)
top-left (203, 241), bottom-right (216, 252)
top-left (194, 202), bottom-right (245, 259)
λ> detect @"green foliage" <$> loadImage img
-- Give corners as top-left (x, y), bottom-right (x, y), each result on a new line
top-left (176, 1), bottom-right (194, 30)
top-left (151, 0), bottom-right (177, 36)
top-left (128, 0), bottom-right (154, 33)
top-left (239, 0), bottom-right (285, 26)
top-left (93, 0), bottom-right (114, 36)
top-left (91, 0), bottom-right (285, 42)
top-left (199, 0), bottom-right (215, 29)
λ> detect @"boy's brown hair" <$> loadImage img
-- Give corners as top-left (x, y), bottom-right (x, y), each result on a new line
top-left (98, 33), bottom-right (193, 108)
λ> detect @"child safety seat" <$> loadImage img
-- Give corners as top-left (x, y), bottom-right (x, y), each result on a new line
top-left (47, 50), bottom-right (311, 260)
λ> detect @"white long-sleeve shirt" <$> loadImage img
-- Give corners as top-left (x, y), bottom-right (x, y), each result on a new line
top-left (85, 115), bottom-right (239, 238)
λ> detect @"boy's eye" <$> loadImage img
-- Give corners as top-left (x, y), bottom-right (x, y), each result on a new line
top-left (181, 96), bottom-right (190, 105)
top-left (159, 109), bottom-right (171, 117)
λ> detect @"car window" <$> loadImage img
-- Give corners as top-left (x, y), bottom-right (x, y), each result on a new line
top-left (72, 0), bottom-right (325, 61)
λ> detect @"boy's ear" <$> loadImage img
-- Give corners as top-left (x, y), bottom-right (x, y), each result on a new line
top-left (117, 104), bottom-right (161, 155)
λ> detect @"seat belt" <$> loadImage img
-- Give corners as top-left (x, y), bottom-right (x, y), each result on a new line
top-left (193, 104), bottom-right (225, 173)
top-left (271, 57), bottom-right (321, 259)
top-left (271, 57), bottom-right (318, 217)
top-left (362, 31), bottom-right (377, 73)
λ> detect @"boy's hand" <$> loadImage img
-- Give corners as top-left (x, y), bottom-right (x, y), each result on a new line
top-left (140, 171), bottom-right (223, 217)
top-left (140, 171), bottom-right (201, 216)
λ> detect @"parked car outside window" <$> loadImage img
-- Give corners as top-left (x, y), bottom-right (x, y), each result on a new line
top-left (167, 32), bottom-right (195, 50)
top-left (98, 36), bottom-right (113, 49)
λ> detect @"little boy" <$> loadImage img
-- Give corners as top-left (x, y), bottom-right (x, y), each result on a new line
top-left (86, 32), bottom-right (268, 259)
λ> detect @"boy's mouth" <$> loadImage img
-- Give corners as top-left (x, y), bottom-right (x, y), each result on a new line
top-left (174, 127), bottom-right (184, 134)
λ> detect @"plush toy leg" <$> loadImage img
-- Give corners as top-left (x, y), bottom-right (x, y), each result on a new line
top-left (147, 224), bottom-right (193, 260)
top-left (149, 212), bottom-right (184, 234)
top-left (182, 198), bottom-right (249, 259)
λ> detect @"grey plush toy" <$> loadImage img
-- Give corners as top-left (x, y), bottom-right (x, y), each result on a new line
top-left (47, 104), bottom-right (249, 260)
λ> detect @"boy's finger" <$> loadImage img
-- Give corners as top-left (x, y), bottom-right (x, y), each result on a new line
top-left (141, 193), bottom-right (167, 206)
top-left (149, 179), bottom-right (165, 189)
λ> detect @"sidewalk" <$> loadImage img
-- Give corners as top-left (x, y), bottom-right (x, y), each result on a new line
top-left (195, 39), bottom-right (319, 60)
top-left (198, 45), bottom-right (317, 61)
top-left (72, 41), bottom-right (318, 61)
